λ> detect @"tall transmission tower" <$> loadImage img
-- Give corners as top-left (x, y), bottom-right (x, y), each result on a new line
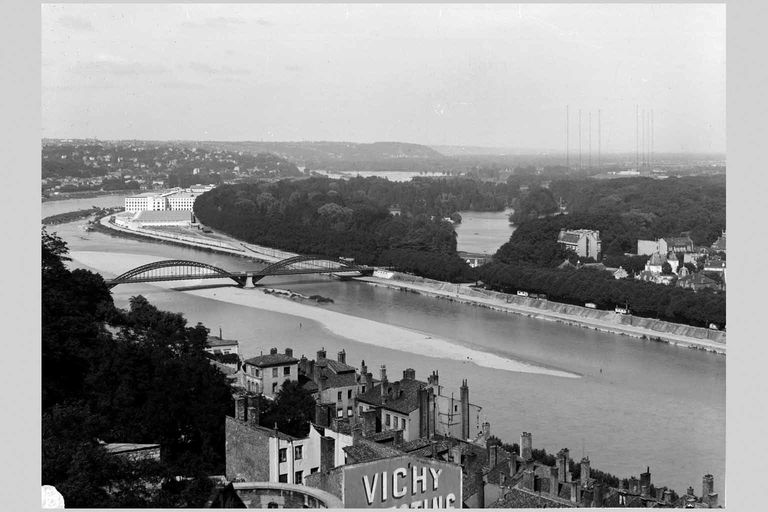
top-left (589, 111), bottom-right (592, 170)
top-left (598, 109), bottom-right (601, 170)
top-left (566, 105), bottom-right (570, 169)
top-left (579, 109), bottom-right (582, 170)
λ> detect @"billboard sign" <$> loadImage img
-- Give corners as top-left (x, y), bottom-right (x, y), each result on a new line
top-left (342, 455), bottom-right (462, 508)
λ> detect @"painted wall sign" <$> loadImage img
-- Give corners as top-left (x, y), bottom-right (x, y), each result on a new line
top-left (342, 455), bottom-right (462, 508)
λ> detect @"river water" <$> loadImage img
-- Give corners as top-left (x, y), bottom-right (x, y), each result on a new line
top-left (43, 199), bottom-right (725, 496)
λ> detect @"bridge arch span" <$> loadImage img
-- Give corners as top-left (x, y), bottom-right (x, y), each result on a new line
top-left (107, 259), bottom-right (246, 289)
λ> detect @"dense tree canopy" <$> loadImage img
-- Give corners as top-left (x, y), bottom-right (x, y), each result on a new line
top-left (194, 178), bottom-right (487, 282)
top-left (42, 230), bottom-right (233, 507)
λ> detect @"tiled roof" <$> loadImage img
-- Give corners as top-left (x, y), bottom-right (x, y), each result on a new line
top-left (103, 442), bottom-right (160, 454)
top-left (665, 236), bottom-right (693, 247)
top-left (648, 251), bottom-right (666, 266)
top-left (356, 378), bottom-right (427, 414)
top-left (317, 358), bottom-right (357, 374)
top-left (244, 353), bottom-right (298, 368)
top-left (207, 336), bottom-right (239, 347)
top-left (558, 232), bottom-right (581, 244)
top-left (490, 487), bottom-right (577, 508)
top-left (342, 439), bottom-right (403, 464)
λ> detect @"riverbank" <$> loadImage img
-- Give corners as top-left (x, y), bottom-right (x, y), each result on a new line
top-left (358, 273), bottom-right (726, 354)
top-left (95, 213), bottom-right (725, 355)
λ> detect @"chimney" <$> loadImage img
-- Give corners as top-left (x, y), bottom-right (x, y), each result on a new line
top-left (269, 347), bottom-right (278, 355)
top-left (380, 365), bottom-right (388, 397)
top-left (403, 368), bottom-right (416, 380)
top-left (317, 347), bottom-right (326, 360)
top-left (702, 474), bottom-right (714, 499)
top-left (489, 444), bottom-right (499, 469)
top-left (482, 421), bottom-right (490, 442)
top-left (475, 469), bottom-right (485, 508)
top-left (460, 379), bottom-right (470, 440)
top-left (430, 440), bottom-right (437, 459)
top-left (662, 489), bottom-right (673, 504)
top-left (629, 477), bottom-right (640, 495)
top-left (418, 387), bottom-right (434, 439)
top-left (319, 436), bottom-right (335, 473)
top-left (520, 432), bottom-right (533, 461)
top-left (640, 466), bottom-right (651, 491)
top-left (557, 449), bottom-right (570, 483)
top-left (247, 394), bottom-right (261, 427)
top-left (337, 349), bottom-right (346, 364)
top-left (580, 456), bottom-right (590, 483)
top-left (234, 396), bottom-right (246, 422)
top-left (509, 455), bottom-right (518, 477)
top-left (219, 327), bottom-right (222, 340)
top-left (451, 446), bottom-right (462, 466)
top-left (285, 347), bottom-right (293, 358)
top-left (707, 493), bottom-right (719, 508)
top-left (522, 469), bottom-right (535, 491)
top-left (361, 409), bottom-right (378, 436)
top-left (364, 372), bottom-right (373, 391)
top-left (549, 467), bottom-right (559, 497)
top-left (360, 360), bottom-right (367, 376)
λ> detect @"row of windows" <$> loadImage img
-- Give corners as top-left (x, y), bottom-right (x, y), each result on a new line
top-left (278, 467), bottom-right (319, 485)
top-left (336, 389), bottom-right (353, 401)
top-left (385, 413), bottom-right (407, 430)
top-left (248, 366), bottom-right (292, 378)
top-left (278, 445), bottom-right (303, 462)
top-left (336, 406), bottom-right (353, 418)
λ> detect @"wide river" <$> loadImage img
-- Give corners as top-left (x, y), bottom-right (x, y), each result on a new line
top-left (43, 197), bottom-right (725, 496)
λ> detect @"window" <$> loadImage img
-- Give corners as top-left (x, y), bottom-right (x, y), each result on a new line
top-left (294, 470), bottom-right (303, 484)
top-left (337, 391), bottom-right (342, 401)
top-left (361, 385), bottom-right (366, 394)
top-left (385, 413), bottom-right (391, 427)
top-left (401, 418), bottom-right (407, 430)
top-left (311, 467), bottom-right (319, 474)
top-left (254, 368), bottom-right (259, 377)
top-left (454, 405), bottom-right (458, 412)
top-left (294, 445), bottom-right (303, 460)
top-left (279, 448), bottom-right (287, 463)
top-left (272, 382), bottom-right (277, 394)
top-left (267, 502), bottom-right (279, 509)
top-left (347, 389), bottom-right (353, 399)
top-left (337, 408), bottom-right (343, 418)
top-left (272, 367), bottom-right (278, 378)
top-left (347, 406), bottom-right (353, 417)
top-left (278, 473), bottom-right (288, 483)
top-left (284, 366), bottom-right (291, 376)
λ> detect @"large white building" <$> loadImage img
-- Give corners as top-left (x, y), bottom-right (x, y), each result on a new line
top-left (124, 185), bottom-right (214, 213)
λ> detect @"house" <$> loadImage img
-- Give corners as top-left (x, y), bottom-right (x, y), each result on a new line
top-left (225, 396), bottom-right (352, 485)
top-left (660, 235), bottom-right (694, 255)
top-left (205, 334), bottom-right (239, 356)
top-left (356, 367), bottom-right (482, 443)
top-left (557, 229), bottom-right (601, 259)
top-left (243, 348), bottom-right (299, 398)
top-left (710, 231), bottom-right (726, 253)
top-left (676, 272), bottom-right (721, 292)
top-left (298, 349), bottom-right (364, 421)
top-left (703, 258), bottom-right (726, 273)
top-left (643, 252), bottom-right (667, 274)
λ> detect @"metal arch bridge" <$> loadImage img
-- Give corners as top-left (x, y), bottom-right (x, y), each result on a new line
top-left (105, 256), bottom-right (374, 289)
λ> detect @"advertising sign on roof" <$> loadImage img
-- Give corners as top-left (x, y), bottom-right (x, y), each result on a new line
top-left (342, 455), bottom-right (461, 508)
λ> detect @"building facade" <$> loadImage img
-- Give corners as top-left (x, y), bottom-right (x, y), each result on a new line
top-left (557, 229), bottom-right (602, 260)
top-left (243, 348), bottom-right (299, 398)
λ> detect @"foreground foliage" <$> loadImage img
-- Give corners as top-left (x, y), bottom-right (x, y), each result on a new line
top-left (42, 229), bottom-right (233, 507)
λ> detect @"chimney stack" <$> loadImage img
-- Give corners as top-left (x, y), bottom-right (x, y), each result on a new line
top-left (219, 327), bottom-right (222, 340)
top-left (337, 349), bottom-right (346, 364)
top-left (403, 368), bottom-right (416, 380)
top-left (557, 449), bottom-right (570, 483)
top-left (360, 360), bottom-right (367, 376)
top-left (285, 347), bottom-right (293, 358)
top-left (460, 379), bottom-right (470, 440)
top-left (489, 444), bottom-right (499, 469)
top-left (702, 474), bottom-right (714, 500)
top-left (482, 421), bottom-right (490, 442)
top-left (269, 347), bottom-right (278, 355)
top-left (580, 456), bottom-right (590, 483)
top-left (380, 365), bottom-right (388, 397)
top-left (520, 432), bottom-right (533, 461)
top-left (317, 348), bottom-right (326, 361)
top-left (592, 482), bottom-right (604, 507)
top-left (475, 469), bottom-right (485, 507)
top-left (247, 395), bottom-right (260, 428)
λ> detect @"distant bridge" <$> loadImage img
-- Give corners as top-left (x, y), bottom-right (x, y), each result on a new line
top-left (105, 256), bottom-right (373, 289)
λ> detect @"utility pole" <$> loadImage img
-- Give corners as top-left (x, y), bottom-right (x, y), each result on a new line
top-left (566, 105), bottom-right (570, 169)
top-left (598, 109), bottom-right (601, 170)
top-left (579, 109), bottom-right (582, 171)
top-left (635, 105), bottom-right (639, 170)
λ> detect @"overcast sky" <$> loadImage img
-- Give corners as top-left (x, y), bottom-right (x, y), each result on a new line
top-left (41, 4), bottom-right (725, 153)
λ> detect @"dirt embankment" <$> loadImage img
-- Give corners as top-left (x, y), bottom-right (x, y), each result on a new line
top-left (373, 271), bottom-right (726, 348)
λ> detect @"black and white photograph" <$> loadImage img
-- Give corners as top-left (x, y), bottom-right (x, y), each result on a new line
top-left (37, 3), bottom-right (729, 508)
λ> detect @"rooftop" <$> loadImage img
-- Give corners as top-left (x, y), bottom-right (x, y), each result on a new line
top-left (356, 377), bottom-right (427, 414)
top-left (244, 353), bottom-right (299, 368)
top-left (207, 336), bottom-right (239, 347)
top-left (343, 439), bottom-right (404, 464)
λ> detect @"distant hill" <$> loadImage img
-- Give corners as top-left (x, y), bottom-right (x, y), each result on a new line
top-left (191, 140), bottom-right (444, 164)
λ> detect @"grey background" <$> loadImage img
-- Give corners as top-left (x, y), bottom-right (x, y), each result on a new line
top-left (1, 1), bottom-right (762, 510)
